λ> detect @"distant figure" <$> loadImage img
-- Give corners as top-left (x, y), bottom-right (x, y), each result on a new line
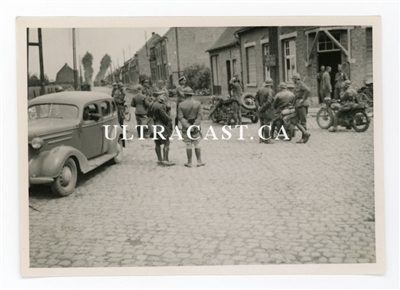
top-left (317, 65), bottom-right (325, 103)
top-left (229, 75), bottom-right (243, 125)
top-left (329, 80), bottom-right (357, 132)
top-left (178, 87), bottom-right (205, 168)
top-left (322, 66), bottom-right (332, 99)
top-left (334, 64), bottom-right (348, 100)
top-left (286, 81), bottom-right (295, 93)
top-left (111, 82), bottom-right (118, 96)
top-left (255, 77), bottom-right (275, 144)
top-left (140, 78), bottom-right (153, 100)
top-left (175, 76), bottom-right (187, 127)
top-left (292, 72), bottom-right (310, 133)
top-left (131, 86), bottom-right (150, 138)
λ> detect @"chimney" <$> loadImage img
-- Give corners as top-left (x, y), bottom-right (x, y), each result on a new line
top-left (152, 32), bottom-right (155, 36)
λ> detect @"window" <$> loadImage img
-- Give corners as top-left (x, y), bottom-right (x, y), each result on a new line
top-left (284, 40), bottom-right (296, 81)
top-left (101, 101), bottom-right (111, 118)
top-left (211, 55), bottom-right (219, 85)
top-left (263, 43), bottom-right (271, 79)
top-left (246, 46), bottom-right (256, 84)
top-left (83, 103), bottom-right (99, 122)
top-left (232, 59), bottom-right (237, 77)
top-left (366, 28), bottom-right (373, 82)
top-left (111, 101), bottom-right (117, 117)
top-left (318, 32), bottom-right (340, 52)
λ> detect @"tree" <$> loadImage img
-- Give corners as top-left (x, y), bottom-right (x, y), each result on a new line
top-left (182, 64), bottom-right (211, 93)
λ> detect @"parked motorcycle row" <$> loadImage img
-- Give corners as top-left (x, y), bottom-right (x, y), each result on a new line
top-left (209, 93), bottom-right (373, 133)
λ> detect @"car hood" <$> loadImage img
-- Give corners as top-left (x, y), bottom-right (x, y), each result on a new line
top-left (28, 118), bottom-right (79, 140)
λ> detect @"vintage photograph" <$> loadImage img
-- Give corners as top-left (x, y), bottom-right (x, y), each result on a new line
top-left (19, 17), bottom-right (383, 275)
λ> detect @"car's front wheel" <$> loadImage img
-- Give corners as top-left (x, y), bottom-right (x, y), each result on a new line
top-left (51, 157), bottom-right (78, 197)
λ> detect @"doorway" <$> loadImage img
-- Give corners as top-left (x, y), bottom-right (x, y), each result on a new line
top-left (226, 60), bottom-right (231, 95)
top-left (317, 51), bottom-right (341, 99)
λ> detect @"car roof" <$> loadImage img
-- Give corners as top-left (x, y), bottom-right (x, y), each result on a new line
top-left (28, 91), bottom-right (113, 107)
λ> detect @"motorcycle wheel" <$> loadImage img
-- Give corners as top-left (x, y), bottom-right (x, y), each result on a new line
top-left (316, 108), bottom-right (333, 129)
top-left (241, 93), bottom-right (257, 110)
top-left (250, 115), bottom-right (258, 123)
top-left (351, 110), bottom-right (370, 132)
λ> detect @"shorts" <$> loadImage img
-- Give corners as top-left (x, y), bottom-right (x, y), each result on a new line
top-left (154, 138), bottom-right (170, 146)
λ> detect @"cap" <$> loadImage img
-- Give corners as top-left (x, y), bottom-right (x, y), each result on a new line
top-left (286, 81), bottom-right (295, 88)
top-left (139, 78), bottom-right (148, 84)
top-left (157, 80), bottom-right (165, 86)
top-left (183, 87), bottom-right (194, 96)
top-left (278, 82), bottom-right (287, 89)
top-left (112, 82), bottom-right (117, 86)
top-left (264, 77), bottom-right (273, 86)
top-left (292, 73), bottom-right (301, 80)
top-left (179, 76), bottom-right (186, 82)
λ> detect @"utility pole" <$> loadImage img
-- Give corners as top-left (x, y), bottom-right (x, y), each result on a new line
top-left (79, 56), bottom-right (83, 87)
top-left (145, 31), bottom-right (148, 57)
top-left (27, 28), bottom-right (30, 89)
top-left (175, 27), bottom-right (181, 78)
top-left (72, 28), bottom-right (78, 90)
top-left (27, 28), bottom-right (46, 96)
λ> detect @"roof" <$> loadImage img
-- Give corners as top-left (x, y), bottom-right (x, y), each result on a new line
top-left (206, 27), bottom-right (245, 52)
top-left (28, 91), bottom-right (113, 108)
top-left (137, 33), bottom-right (161, 54)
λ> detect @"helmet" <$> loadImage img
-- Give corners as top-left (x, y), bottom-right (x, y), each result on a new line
top-left (264, 77), bottom-right (273, 86)
top-left (278, 82), bottom-right (287, 89)
top-left (183, 87), bottom-right (194, 96)
top-left (112, 82), bottom-right (117, 86)
top-left (344, 80), bottom-right (352, 86)
top-left (118, 82), bottom-right (123, 87)
top-left (286, 81), bottom-right (295, 88)
top-left (178, 76), bottom-right (186, 82)
top-left (292, 73), bottom-right (301, 80)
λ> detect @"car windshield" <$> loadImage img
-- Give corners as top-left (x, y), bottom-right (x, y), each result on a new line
top-left (28, 104), bottom-right (79, 120)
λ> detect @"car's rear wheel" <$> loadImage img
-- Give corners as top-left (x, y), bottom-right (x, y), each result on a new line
top-left (51, 157), bottom-right (77, 197)
top-left (112, 138), bottom-right (123, 164)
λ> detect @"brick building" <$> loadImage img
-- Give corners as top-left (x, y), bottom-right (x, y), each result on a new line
top-left (135, 32), bottom-right (161, 81)
top-left (207, 27), bottom-right (243, 96)
top-left (149, 27), bottom-right (226, 86)
top-left (232, 26), bottom-right (373, 106)
top-left (55, 63), bottom-right (76, 84)
top-left (276, 26), bottom-right (373, 106)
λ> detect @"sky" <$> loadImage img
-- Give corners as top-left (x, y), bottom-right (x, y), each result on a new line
top-left (28, 27), bottom-right (170, 81)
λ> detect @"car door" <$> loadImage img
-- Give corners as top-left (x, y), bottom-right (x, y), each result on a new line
top-left (100, 100), bottom-right (115, 154)
top-left (80, 102), bottom-right (103, 159)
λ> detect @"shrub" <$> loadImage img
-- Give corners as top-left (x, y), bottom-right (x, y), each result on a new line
top-left (182, 64), bottom-right (211, 94)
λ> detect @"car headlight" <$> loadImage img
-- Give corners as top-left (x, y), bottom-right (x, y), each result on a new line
top-left (31, 137), bottom-right (44, 149)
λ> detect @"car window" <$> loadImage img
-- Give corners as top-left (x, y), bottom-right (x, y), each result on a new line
top-left (111, 101), bottom-right (117, 117)
top-left (101, 101), bottom-right (111, 118)
top-left (28, 104), bottom-right (78, 120)
top-left (83, 103), bottom-right (99, 122)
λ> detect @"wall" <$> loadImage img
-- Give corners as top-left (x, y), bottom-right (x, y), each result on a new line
top-left (209, 46), bottom-right (241, 96)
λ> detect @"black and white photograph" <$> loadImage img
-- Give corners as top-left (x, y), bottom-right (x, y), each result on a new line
top-left (17, 16), bottom-right (385, 276)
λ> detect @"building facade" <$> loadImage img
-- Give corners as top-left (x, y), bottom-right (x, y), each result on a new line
top-left (233, 26), bottom-right (373, 106)
top-left (207, 27), bottom-right (243, 96)
top-left (136, 32), bottom-right (161, 81)
top-left (149, 27), bottom-right (226, 86)
top-left (55, 63), bottom-right (76, 84)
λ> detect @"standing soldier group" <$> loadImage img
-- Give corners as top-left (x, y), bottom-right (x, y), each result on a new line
top-left (123, 76), bottom-right (205, 168)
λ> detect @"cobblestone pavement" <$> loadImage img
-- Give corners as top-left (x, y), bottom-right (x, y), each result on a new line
top-left (29, 87), bottom-right (375, 267)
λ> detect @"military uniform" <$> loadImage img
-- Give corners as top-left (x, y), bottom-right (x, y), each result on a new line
top-left (112, 88), bottom-right (125, 125)
top-left (229, 77), bottom-right (243, 125)
top-left (293, 80), bottom-right (310, 130)
top-left (131, 92), bottom-right (150, 137)
top-left (334, 70), bottom-right (348, 100)
top-left (273, 89), bottom-right (295, 119)
top-left (149, 99), bottom-right (172, 144)
top-left (255, 83), bottom-right (275, 143)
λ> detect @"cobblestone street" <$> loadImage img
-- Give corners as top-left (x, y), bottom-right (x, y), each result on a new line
top-left (28, 88), bottom-right (375, 268)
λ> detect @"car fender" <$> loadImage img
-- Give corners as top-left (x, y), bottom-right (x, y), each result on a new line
top-left (106, 125), bottom-right (125, 155)
top-left (29, 145), bottom-right (90, 178)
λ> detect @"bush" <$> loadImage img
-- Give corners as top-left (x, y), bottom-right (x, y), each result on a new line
top-left (182, 64), bottom-right (211, 94)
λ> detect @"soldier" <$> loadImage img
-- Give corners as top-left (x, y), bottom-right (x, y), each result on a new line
top-left (334, 64), bottom-right (348, 100)
top-left (255, 77), bottom-right (275, 144)
top-left (287, 81), bottom-right (295, 93)
top-left (229, 75), bottom-right (243, 125)
top-left (271, 82), bottom-right (295, 138)
top-left (111, 82), bottom-right (118, 97)
top-left (153, 80), bottom-right (171, 116)
top-left (112, 82), bottom-right (125, 126)
top-left (175, 76), bottom-right (187, 127)
top-left (131, 85), bottom-right (150, 138)
top-left (292, 72), bottom-right (310, 131)
top-left (178, 87), bottom-right (205, 168)
top-left (322, 66), bottom-right (332, 100)
top-left (149, 94), bottom-right (174, 166)
top-left (140, 78), bottom-right (153, 100)
top-left (329, 80), bottom-right (357, 132)
top-left (317, 65), bottom-right (325, 103)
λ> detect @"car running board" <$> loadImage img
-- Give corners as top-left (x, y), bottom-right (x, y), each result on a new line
top-left (84, 154), bottom-right (115, 173)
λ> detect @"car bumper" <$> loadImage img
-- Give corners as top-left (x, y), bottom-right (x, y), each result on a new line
top-left (29, 177), bottom-right (54, 185)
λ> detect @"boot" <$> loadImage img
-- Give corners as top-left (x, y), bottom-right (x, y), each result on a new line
top-left (155, 146), bottom-right (163, 165)
top-left (329, 115), bottom-right (338, 132)
top-left (195, 148), bottom-right (206, 167)
top-left (163, 147), bottom-right (175, 166)
top-left (185, 149), bottom-right (192, 168)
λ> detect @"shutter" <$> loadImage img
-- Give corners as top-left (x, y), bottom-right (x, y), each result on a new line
top-left (366, 28), bottom-right (373, 83)
top-left (246, 46), bottom-right (256, 83)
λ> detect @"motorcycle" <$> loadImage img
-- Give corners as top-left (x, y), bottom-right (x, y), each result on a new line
top-left (316, 97), bottom-right (372, 132)
top-left (209, 94), bottom-right (258, 124)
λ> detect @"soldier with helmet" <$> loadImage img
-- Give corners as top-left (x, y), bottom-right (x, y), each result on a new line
top-left (255, 77), bottom-right (275, 144)
top-left (140, 78), bottom-right (153, 100)
top-left (178, 87), bottom-right (205, 168)
top-left (175, 76), bottom-right (187, 127)
top-left (111, 82), bottom-right (118, 97)
top-left (229, 75), bottom-right (243, 125)
top-left (112, 82), bottom-right (126, 126)
top-left (329, 80), bottom-right (357, 132)
top-left (271, 82), bottom-right (295, 138)
top-left (292, 72), bottom-right (311, 132)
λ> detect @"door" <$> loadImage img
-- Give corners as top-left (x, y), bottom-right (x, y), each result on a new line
top-left (80, 102), bottom-right (103, 159)
top-left (318, 51), bottom-right (342, 98)
top-left (226, 60), bottom-right (231, 95)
